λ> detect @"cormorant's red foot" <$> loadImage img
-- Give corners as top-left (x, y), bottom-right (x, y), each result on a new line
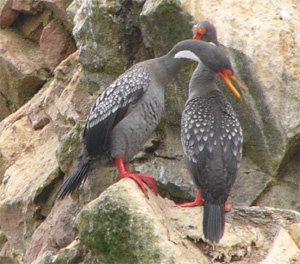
top-left (135, 173), bottom-right (158, 196)
top-left (116, 156), bottom-right (157, 199)
top-left (175, 189), bottom-right (232, 212)
top-left (176, 189), bottom-right (204, 207)
top-left (224, 203), bottom-right (232, 212)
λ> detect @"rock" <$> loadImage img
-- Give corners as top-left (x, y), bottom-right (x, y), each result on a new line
top-left (40, 19), bottom-right (76, 71)
top-left (0, 93), bottom-right (10, 119)
top-left (261, 228), bottom-right (300, 264)
top-left (16, 9), bottom-right (53, 42)
top-left (0, 230), bottom-right (7, 253)
top-left (24, 199), bottom-right (79, 264)
top-left (140, 0), bottom-right (194, 126)
top-left (136, 157), bottom-right (196, 202)
top-left (74, 179), bottom-right (300, 263)
top-left (42, 0), bottom-right (74, 32)
top-left (140, 0), bottom-right (193, 57)
top-left (0, 29), bottom-right (49, 121)
top-left (43, 240), bottom-right (98, 264)
top-left (11, 0), bottom-right (44, 14)
top-left (28, 108), bottom-right (51, 130)
top-left (0, 0), bottom-right (19, 27)
top-left (0, 256), bottom-right (15, 264)
top-left (76, 179), bottom-right (211, 264)
top-left (181, 0), bottom-right (300, 176)
top-left (73, 0), bottom-right (151, 93)
top-left (289, 223), bottom-right (300, 248)
top-left (0, 52), bottom-right (91, 263)
top-left (251, 149), bottom-right (300, 211)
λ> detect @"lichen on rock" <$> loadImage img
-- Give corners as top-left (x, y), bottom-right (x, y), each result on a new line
top-left (76, 181), bottom-right (161, 264)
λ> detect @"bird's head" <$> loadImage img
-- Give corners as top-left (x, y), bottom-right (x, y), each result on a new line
top-left (192, 21), bottom-right (246, 100)
top-left (192, 21), bottom-right (219, 46)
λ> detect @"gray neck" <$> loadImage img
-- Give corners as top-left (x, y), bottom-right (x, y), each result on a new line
top-left (156, 55), bottom-right (187, 86)
top-left (188, 63), bottom-right (219, 99)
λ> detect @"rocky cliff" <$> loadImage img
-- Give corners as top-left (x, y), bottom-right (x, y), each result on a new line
top-left (0, 0), bottom-right (299, 263)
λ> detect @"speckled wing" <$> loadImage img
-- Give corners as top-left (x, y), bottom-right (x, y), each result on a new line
top-left (83, 66), bottom-right (151, 156)
top-left (181, 91), bottom-right (242, 190)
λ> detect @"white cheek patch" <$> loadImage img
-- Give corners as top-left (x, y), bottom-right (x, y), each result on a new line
top-left (174, 50), bottom-right (201, 63)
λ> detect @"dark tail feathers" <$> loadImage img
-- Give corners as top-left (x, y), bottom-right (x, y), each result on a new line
top-left (203, 202), bottom-right (225, 243)
top-left (56, 161), bottom-right (91, 200)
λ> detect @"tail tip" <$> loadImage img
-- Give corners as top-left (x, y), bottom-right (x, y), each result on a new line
top-left (203, 202), bottom-right (225, 243)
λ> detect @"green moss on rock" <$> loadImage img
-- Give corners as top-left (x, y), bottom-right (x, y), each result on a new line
top-left (74, 0), bottom-right (132, 93)
top-left (140, 0), bottom-right (193, 56)
top-left (76, 186), bottom-right (160, 264)
top-left (56, 123), bottom-right (84, 168)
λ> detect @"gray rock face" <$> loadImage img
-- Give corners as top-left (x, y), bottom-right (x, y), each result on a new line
top-left (73, 0), bottom-right (151, 93)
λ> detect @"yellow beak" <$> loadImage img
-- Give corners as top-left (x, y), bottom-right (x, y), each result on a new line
top-left (218, 71), bottom-right (249, 101)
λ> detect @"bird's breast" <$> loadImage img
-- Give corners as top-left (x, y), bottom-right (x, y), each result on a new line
top-left (110, 89), bottom-right (164, 161)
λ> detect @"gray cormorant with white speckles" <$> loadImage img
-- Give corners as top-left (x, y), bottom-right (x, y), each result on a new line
top-left (178, 21), bottom-right (248, 243)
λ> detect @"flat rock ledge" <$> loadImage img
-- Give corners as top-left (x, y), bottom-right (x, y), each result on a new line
top-left (42, 179), bottom-right (300, 264)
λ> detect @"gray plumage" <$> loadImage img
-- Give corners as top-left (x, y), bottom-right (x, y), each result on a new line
top-left (181, 63), bottom-right (243, 243)
top-left (56, 39), bottom-right (233, 199)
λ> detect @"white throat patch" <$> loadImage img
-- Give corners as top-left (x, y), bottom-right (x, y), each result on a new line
top-left (174, 50), bottom-right (201, 63)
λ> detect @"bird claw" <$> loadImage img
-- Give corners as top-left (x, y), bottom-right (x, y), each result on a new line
top-left (137, 173), bottom-right (158, 196)
top-left (174, 189), bottom-right (204, 207)
top-left (120, 172), bottom-right (157, 199)
top-left (175, 200), bottom-right (233, 212)
top-left (175, 200), bottom-right (204, 207)
top-left (174, 189), bottom-right (232, 212)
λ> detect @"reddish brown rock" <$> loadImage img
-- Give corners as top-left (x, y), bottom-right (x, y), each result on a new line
top-left (24, 199), bottom-right (79, 264)
top-left (12, 0), bottom-right (44, 14)
top-left (0, 0), bottom-right (19, 27)
top-left (40, 19), bottom-right (76, 71)
top-left (42, 0), bottom-right (74, 31)
top-left (17, 9), bottom-right (53, 42)
top-left (0, 29), bottom-right (49, 121)
top-left (28, 107), bottom-right (51, 130)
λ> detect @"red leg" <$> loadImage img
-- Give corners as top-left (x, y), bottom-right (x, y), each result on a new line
top-left (175, 189), bottom-right (232, 211)
top-left (115, 157), bottom-right (157, 199)
top-left (225, 203), bottom-right (232, 212)
top-left (175, 189), bottom-right (204, 207)
top-left (124, 161), bottom-right (130, 172)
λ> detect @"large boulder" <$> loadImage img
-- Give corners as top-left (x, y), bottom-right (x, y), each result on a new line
top-left (43, 180), bottom-right (300, 263)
